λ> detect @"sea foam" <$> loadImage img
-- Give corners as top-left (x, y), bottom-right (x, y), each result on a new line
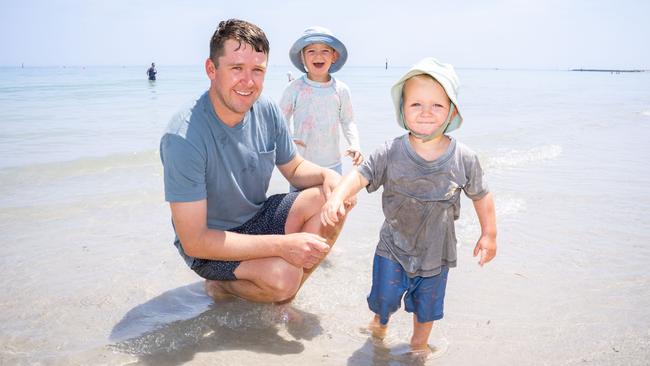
top-left (487, 144), bottom-right (562, 169)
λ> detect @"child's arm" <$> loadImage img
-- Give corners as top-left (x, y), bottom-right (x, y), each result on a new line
top-left (338, 83), bottom-right (363, 165)
top-left (321, 169), bottom-right (369, 226)
top-left (472, 192), bottom-right (497, 266)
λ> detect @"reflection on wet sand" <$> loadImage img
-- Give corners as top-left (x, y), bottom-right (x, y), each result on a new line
top-left (109, 282), bottom-right (323, 366)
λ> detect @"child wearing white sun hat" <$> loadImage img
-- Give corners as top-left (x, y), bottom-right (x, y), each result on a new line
top-left (320, 57), bottom-right (497, 357)
top-left (280, 26), bottom-right (362, 187)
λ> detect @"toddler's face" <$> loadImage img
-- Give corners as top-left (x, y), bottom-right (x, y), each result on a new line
top-left (402, 76), bottom-right (451, 136)
top-left (301, 43), bottom-right (338, 81)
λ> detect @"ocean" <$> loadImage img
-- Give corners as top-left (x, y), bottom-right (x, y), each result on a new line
top-left (1, 65), bottom-right (649, 365)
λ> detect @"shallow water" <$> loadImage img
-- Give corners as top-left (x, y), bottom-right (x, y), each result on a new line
top-left (1, 66), bottom-right (649, 365)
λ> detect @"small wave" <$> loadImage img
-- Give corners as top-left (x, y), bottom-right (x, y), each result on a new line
top-left (0, 149), bottom-right (160, 186)
top-left (497, 197), bottom-right (526, 216)
top-left (487, 145), bottom-right (562, 169)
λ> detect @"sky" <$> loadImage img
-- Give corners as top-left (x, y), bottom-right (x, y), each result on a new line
top-left (1, 0), bottom-right (649, 70)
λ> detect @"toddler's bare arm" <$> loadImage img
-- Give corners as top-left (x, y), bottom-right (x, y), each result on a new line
top-left (320, 169), bottom-right (368, 226)
top-left (472, 192), bottom-right (497, 266)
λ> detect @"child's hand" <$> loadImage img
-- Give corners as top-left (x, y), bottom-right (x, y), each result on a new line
top-left (473, 234), bottom-right (497, 266)
top-left (346, 149), bottom-right (363, 166)
top-left (294, 139), bottom-right (306, 148)
top-left (320, 196), bottom-right (346, 227)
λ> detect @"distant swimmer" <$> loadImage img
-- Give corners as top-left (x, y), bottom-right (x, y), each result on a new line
top-left (286, 71), bottom-right (294, 82)
top-left (147, 62), bottom-right (157, 81)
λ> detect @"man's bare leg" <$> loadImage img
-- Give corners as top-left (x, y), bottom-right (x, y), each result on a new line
top-left (205, 187), bottom-right (348, 303)
top-left (205, 257), bottom-right (303, 303)
top-left (284, 187), bottom-right (347, 287)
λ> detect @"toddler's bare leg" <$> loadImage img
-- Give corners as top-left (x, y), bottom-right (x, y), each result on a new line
top-left (410, 315), bottom-right (434, 352)
top-left (368, 314), bottom-right (388, 340)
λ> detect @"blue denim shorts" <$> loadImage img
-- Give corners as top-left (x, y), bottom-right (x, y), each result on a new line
top-left (367, 254), bottom-right (449, 325)
top-left (190, 192), bottom-right (299, 281)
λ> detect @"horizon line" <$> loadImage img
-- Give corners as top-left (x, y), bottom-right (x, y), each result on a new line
top-left (1, 64), bottom-right (648, 72)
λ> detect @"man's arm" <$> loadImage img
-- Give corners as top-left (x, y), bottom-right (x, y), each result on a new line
top-left (170, 199), bottom-right (329, 269)
top-left (471, 192), bottom-right (497, 266)
top-left (277, 154), bottom-right (341, 196)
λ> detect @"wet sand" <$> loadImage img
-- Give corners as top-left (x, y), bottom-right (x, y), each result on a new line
top-left (2, 155), bottom-right (649, 365)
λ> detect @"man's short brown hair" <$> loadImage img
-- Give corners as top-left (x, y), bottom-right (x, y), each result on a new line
top-left (209, 19), bottom-right (270, 67)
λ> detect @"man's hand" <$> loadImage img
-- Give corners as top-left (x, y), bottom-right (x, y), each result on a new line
top-left (320, 168), bottom-right (341, 199)
top-left (346, 149), bottom-right (363, 166)
top-left (280, 233), bottom-right (330, 269)
top-left (473, 234), bottom-right (497, 266)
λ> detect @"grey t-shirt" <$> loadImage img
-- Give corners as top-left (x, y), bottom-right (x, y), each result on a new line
top-left (160, 92), bottom-right (296, 265)
top-left (358, 134), bottom-right (488, 278)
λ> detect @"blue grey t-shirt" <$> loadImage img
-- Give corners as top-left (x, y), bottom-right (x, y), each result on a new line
top-left (160, 92), bottom-right (296, 263)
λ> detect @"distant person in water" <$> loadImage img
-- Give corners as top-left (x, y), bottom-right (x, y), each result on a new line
top-left (147, 63), bottom-right (157, 81)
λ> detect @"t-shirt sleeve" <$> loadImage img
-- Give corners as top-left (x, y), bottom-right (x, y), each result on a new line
top-left (271, 102), bottom-right (297, 165)
top-left (358, 142), bottom-right (389, 193)
top-left (462, 149), bottom-right (489, 200)
top-left (160, 133), bottom-right (207, 202)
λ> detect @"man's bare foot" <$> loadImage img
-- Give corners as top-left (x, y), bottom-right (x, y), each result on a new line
top-left (204, 280), bottom-right (235, 301)
top-left (275, 303), bottom-right (303, 324)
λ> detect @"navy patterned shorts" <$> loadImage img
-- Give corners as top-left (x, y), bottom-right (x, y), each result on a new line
top-left (190, 192), bottom-right (299, 281)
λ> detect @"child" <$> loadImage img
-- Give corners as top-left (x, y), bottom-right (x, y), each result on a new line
top-left (280, 26), bottom-right (362, 178)
top-left (321, 58), bottom-right (497, 356)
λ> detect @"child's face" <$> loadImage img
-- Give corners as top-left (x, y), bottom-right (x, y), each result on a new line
top-left (402, 75), bottom-right (451, 136)
top-left (301, 43), bottom-right (338, 81)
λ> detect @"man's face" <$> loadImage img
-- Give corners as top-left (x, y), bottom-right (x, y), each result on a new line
top-left (206, 39), bottom-right (268, 124)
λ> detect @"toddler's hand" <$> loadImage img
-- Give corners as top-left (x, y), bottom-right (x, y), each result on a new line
top-left (320, 197), bottom-right (346, 227)
top-left (294, 139), bottom-right (306, 148)
top-left (346, 149), bottom-right (363, 166)
top-left (473, 234), bottom-right (497, 266)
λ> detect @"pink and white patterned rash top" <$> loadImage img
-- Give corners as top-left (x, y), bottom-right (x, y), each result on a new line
top-left (280, 75), bottom-right (361, 168)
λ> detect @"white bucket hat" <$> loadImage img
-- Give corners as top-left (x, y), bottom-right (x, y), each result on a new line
top-left (391, 57), bottom-right (463, 134)
top-left (289, 26), bottom-right (348, 73)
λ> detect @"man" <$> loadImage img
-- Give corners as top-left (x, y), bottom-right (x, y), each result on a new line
top-left (147, 62), bottom-right (157, 80)
top-left (160, 19), bottom-right (349, 303)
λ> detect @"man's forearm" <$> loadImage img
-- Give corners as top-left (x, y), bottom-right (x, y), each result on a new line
top-left (184, 228), bottom-right (283, 261)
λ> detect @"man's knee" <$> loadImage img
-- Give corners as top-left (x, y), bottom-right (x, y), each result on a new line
top-left (285, 187), bottom-right (326, 233)
top-left (266, 264), bottom-right (303, 302)
top-left (296, 187), bottom-right (326, 211)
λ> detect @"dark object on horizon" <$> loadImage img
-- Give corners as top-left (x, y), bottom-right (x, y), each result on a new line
top-left (385, 58), bottom-right (388, 70)
top-left (571, 68), bottom-right (644, 73)
top-left (147, 63), bottom-right (157, 81)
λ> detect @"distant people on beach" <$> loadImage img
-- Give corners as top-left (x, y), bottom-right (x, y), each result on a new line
top-left (321, 57), bottom-right (497, 357)
top-left (147, 63), bottom-right (157, 80)
top-left (280, 26), bottom-right (362, 189)
top-left (286, 71), bottom-right (294, 82)
top-left (160, 19), bottom-right (351, 304)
